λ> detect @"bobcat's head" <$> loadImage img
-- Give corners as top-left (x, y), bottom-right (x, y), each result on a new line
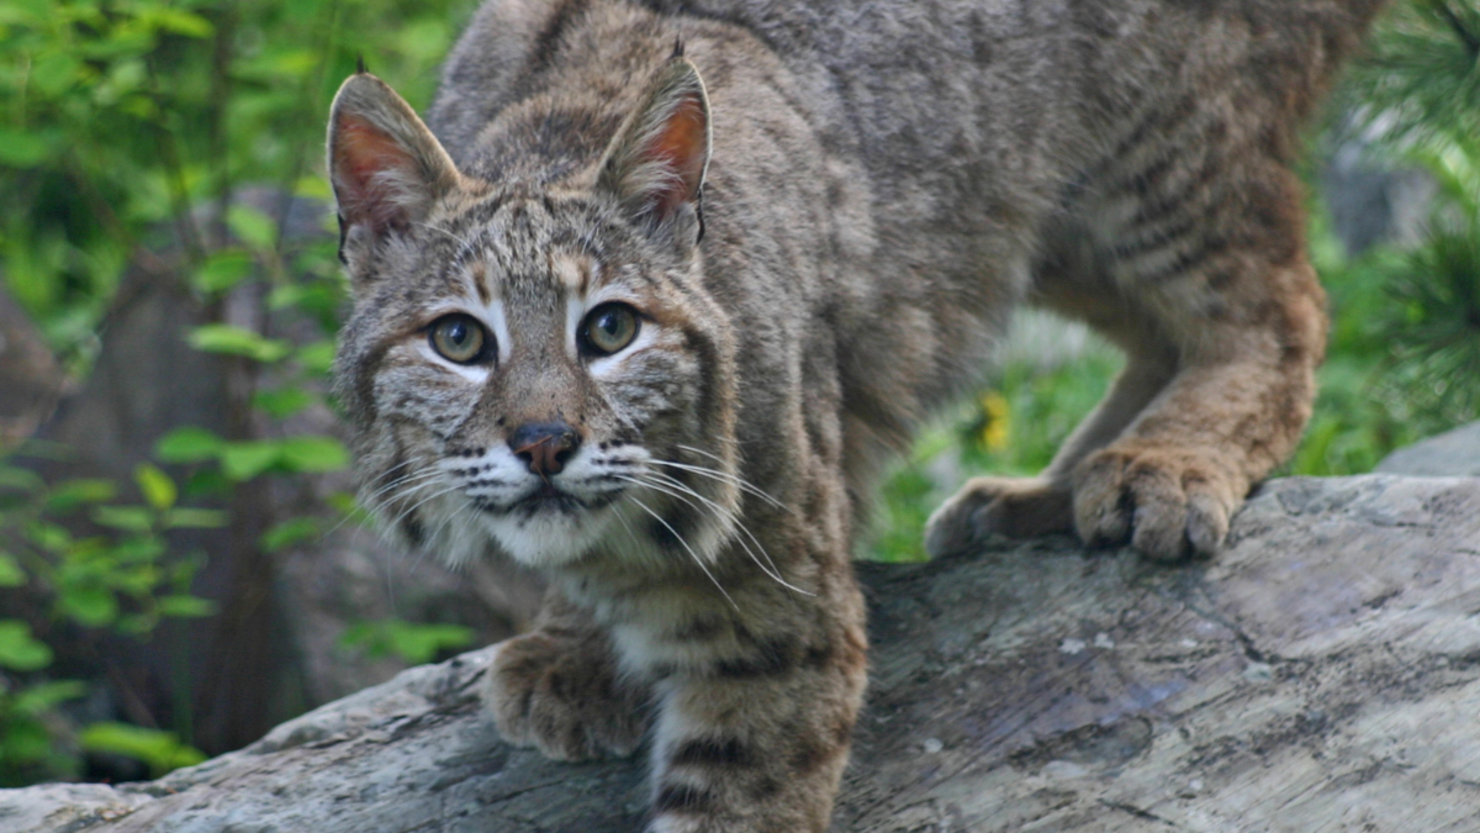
top-left (327, 56), bottom-right (740, 572)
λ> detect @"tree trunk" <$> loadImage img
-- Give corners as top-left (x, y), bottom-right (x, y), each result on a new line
top-left (4, 473), bottom-right (1479, 832)
top-left (0, 284), bottom-right (65, 446)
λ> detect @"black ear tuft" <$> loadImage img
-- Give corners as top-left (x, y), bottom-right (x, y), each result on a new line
top-left (356, 53), bottom-right (367, 74)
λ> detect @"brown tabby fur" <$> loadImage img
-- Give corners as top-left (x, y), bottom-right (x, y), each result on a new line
top-left (327, 1), bottom-right (1389, 829)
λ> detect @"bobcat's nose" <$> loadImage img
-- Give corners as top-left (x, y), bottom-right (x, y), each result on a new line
top-left (508, 421), bottom-right (581, 477)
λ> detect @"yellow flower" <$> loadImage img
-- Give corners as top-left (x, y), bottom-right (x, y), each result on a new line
top-left (978, 391), bottom-right (1010, 451)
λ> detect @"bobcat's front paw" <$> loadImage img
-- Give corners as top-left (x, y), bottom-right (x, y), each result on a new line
top-left (1072, 444), bottom-right (1243, 561)
top-left (484, 631), bottom-right (650, 761)
top-left (925, 476), bottom-right (1073, 558)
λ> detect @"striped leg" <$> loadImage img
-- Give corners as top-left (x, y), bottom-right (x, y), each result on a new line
top-left (646, 660), bottom-right (864, 833)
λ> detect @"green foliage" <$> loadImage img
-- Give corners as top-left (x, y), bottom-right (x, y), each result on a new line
top-left (0, 0), bottom-right (476, 362)
top-left (79, 721), bottom-right (206, 779)
top-left (0, 452), bottom-right (220, 784)
top-left (0, 621), bottom-right (53, 672)
top-left (0, 0), bottom-right (482, 788)
top-left (156, 428), bottom-right (350, 481)
top-left (866, 349), bottom-right (1124, 563)
top-left (339, 619), bottom-right (475, 666)
top-left (0, 678), bottom-right (86, 787)
top-left (1337, 0), bottom-right (1480, 431)
top-left (1349, 1), bottom-right (1480, 149)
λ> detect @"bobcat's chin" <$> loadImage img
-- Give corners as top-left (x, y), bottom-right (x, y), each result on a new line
top-left (477, 499), bottom-right (621, 569)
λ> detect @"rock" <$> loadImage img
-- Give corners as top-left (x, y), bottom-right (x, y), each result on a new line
top-left (3, 474), bottom-right (1480, 832)
top-left (1376, 421), bottom-right (1480, 477)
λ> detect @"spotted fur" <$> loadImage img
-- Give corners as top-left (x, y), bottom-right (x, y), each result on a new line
top-left (328, 1), bottom-right (1388, 829)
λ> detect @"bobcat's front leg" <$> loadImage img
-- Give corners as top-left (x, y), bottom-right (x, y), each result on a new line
top-left (1071, 269), bottom-right (1324, 561)
top-left (485, 591), bottom-right (651, 761)
top-left (633, 582), bottom-right (868, 833)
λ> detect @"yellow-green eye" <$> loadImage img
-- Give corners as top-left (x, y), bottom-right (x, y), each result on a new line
top-left (581, 303), bottom-right (640, 356)
top-left (429, 314), bottom-right (491, 364)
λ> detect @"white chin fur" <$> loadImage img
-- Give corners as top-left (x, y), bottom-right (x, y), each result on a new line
top-left (477, 503), bottom-right (618, 568)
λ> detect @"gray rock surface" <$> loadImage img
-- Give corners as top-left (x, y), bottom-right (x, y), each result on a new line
top-left (1376, 420), bottom-right (1480, 477)
top-left (3, 474), bottom-right (1480, 832)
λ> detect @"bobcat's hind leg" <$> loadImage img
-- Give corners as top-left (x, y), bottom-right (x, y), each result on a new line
top-left (485, 590), bottom-right (651, 761)
top-left (925, 340), bottom-right (1176, 559)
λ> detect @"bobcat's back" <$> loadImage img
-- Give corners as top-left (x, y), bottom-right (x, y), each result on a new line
top-left (426, 0), bottom-right (1387, 499)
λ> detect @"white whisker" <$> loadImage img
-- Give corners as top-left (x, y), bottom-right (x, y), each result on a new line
top-left (632, 472), bottom-right (812, 596)
top-left (320, 463), bottom-right (443, 540)
top-left (649, 458), bottom-right (787, 511)
top-left (628, 495), bottom-right (738, 611)
top-left (382, 479), bottom-right (463, 536)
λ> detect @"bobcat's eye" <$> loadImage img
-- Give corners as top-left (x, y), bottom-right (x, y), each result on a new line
top-left (428, 314), bottom-right (492, 364)
top-left (580, 303), bottom-right (640, 356)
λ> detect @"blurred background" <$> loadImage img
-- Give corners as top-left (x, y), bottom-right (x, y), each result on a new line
top-left (0, 0), bottom-right (1475, 789)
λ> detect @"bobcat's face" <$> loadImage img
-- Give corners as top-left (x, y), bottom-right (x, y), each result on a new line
top-left (329, 62), bottom-right (736, 571)
top-left (340, 192), bottom-right (736, 569)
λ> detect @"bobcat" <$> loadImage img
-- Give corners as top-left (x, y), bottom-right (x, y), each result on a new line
top-left (327, 0), bottom-right (1387, 829)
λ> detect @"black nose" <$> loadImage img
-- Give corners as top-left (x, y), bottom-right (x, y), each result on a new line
top-left (508, 421), bottom-right (581, 477)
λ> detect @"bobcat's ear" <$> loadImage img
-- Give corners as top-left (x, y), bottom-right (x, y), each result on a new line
top-left (597, 56), bottom-right (711, 242)
top-left (327, 73), bottom-right (462, 267)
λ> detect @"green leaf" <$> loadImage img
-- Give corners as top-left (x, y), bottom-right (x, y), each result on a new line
top-left (1, 717), bottom-right (53, 764)
top-left (0, 552), bottom-right (25, 588)
top-left (265, 284), bottom-right (306, 311)
top-left (184, 468), bottom-right (232, 500)
top-left (0, 465), bottom-right (45, 493)
top-left (139, 8), bottom-right (214, 38)
top-left (0, 620), bottom-right (53, 671)
top-left (12, 680), bottom-right (87, 716)
top-left (226, 204), bottom-right (278, 251)
top-left (276, 436), bottom-right (348, 473)
top-left (156, 427), bottom-right (224, 464)
top-left (219, 441), bottom-right (282, 481)
top-left (110, 537), bottom-right (165, 564)
top-left (162, 508), bottom-right (230, 529)
top-left (134, 464), bottom-right (177, 511)
top-left (157, 595), bottom-right (216, 619)
top-left (188, 325), bottom-right (292, 363)
top-left (45, 478), bottom-right (117, 512)
top-left (29, 52), bottom-right (81, 97)
top-left (25, 522), bottom-right (72, 552)
top-left (325, 491), bottom-right (360, 517)
top-left (79, 722), bottom-right (206, 778)
top-left (388, 622), bottom-right (474, 665)
top-left (294, 175), bottom-right (332, 201)
top-left (192, 249), bottom-right (255, 294)
top-left (59, 586), bottom-right (118, 628)
top-left (91, 505), bottom-right (154, 533)
top-left (253, 387), bottom-right (315, 419)
top-left (115, 613), bottom-right (156, 637)
top-left (0, 0), bottom-right (46, 27)
top-left (340, 619), bottom-right (474, 665)
top-left (0, 130), bottom-right (56, 167)
top-left (295, 340), bottom-right (336, 375)
top-left (260, 517), bottom-right (320, 553)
